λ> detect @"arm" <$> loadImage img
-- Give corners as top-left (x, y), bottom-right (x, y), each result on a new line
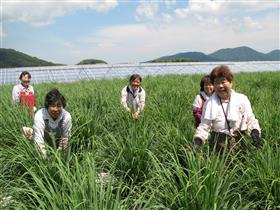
top-left (121, 87), bottom-right (130, 112)
top-left (30, 85), bottom-right (35, 95)
top-left (192, 95), bottom-right (203, 127)
top-left (30, 85), bottom-right (37, 111)
top-left (193, 107), bottom-right (203, 127)
top-left (193, 119), bottom-right (212, 145)
top-left (12, 85), bottom-right (20, 103)
top-left (193, 101), bottom-right (212, 145)
top-left (243, 96), bottom-right (262, 147)
top-left (243, 96), bottom-right (261, 134)
top-left (58, 113), bottom-right (72, 150)
top-left (137, 89), bottom-right (146, 112)
top-left (33, 111), bottom-right (47, 157)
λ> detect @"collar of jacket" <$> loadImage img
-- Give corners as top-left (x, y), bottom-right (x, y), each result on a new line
top-left (126, 85), bottom-right (142, 98)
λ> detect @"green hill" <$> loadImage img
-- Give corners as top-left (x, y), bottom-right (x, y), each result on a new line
top-left (150, 46), bottom-right (280, 62)
top-left (150, 58), bottom-right (198, 63)
top-left (77, 59), bottom-right (107, 65)
top-left (152, 52), bottom-right (216, 62)
top-left (266, 50), bottom-right (280, 61)
top-left (208, 46), bottom-right (268, 61)
top-left (0, 48), bottom-right (63, 68)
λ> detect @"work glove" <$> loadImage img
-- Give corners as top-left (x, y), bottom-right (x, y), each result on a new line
top-left (58, 138), bottom-right (69, 150)
top-left (132, 111), bottom-right (140, 120)
top-left (194, 137), bottom-right (203, 147)
top-left (21, 127), bottom-right (33, 140)
top-left (37, 144), bottom-right (47, 158)
top-left (251, 129), bottom-right (262, 148)
top-left (193, 137), bottom-right (205, 157)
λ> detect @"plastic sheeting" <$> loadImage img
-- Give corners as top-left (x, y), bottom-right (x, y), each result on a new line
top-left (1, 61), bottom-right (279, 85)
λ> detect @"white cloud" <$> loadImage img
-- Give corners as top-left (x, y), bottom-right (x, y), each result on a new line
top-left (162, 13), bottom-right (173, 23)
top-left (173, 0), bottom-right (279, 31)
top-left (135, 0), bottom-right (178, 22)
top-left (2, 0), bottom-right (118, 27)
top-left (135, 0), bottom-right (159, 21)
top-left (175, 0), bottom-right (279, 18)
top-left (77, 11), bottom-right (278, 64)
top-left (243, 16), bottom-right (262, 30)
top-left (175, 0), bottom-right (222, 18)
top-left (165, 0), bottom-right (176, 7)
top-left (3, 0), bottom-right (278, 64)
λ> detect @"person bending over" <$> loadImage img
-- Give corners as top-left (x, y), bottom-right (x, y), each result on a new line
top-left (192, 75), bottom-right (214, 127)
top-left (193, 65), bottom-right (261, 153)
top-left (22, 89), bottom-right (72, 157)
top-left (121, 74), bottom-right (146, 119)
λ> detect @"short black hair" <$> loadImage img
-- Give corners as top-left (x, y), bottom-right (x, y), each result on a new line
top-left (45, 89), bottom-right (66, 108)
top-left (129, 74), bottom-right (142, 83)
top-left (200, 75), bottom-right (212, 91)
top-left (19, 71), bottom-right (31, 80)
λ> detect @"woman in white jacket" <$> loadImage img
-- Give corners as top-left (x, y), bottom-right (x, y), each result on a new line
top-left (22, 89), bottom-right (72, 157)
top-left (121, 74), bottom-right (146, 119)
top-left (193, 65), bottom-right (261, 153)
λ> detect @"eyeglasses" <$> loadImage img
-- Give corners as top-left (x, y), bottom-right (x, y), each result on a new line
top-left (213, 79), bottom-right (229, 85)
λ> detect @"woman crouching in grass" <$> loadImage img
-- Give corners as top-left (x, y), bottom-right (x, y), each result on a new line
top-left (192, 75), bottom-right (214, 128)
top-left (121, 74), bottom-right (146, 120)
top-left (193, 65), bottom-right (261, 154)
top-left (22, 89), bottom-right (72, 157)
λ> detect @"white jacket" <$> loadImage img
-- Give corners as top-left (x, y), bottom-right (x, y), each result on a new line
top-left (192, 91), bottom-right (210, 109)
top-left (194, 91), bottom-right (261, 143)
top-left (33, 108), bottom-right (72, 151)
top-left (12, 84), bottom-right (34, 103)
top-left (121, 85), bottom-right (146, 112)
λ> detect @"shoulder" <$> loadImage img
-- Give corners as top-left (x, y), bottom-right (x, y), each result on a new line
top-left (34, 109), bottom-right (45, 123)
top-left (62, 109), bottom-right (72, 121)
top-left (139, 87), bottom-right (145, 94)
top-left (194, 94), bottom-right (201, 101)
top-left (12, 84), bottom-right (21, 91)
top-left (203, 92), bottom-right (219, 108)
top-left (208, 92), bottom-right (219, 103)
top-left (121, 86), bottom-right (128, 92)
top-left (29, 85), bottom-right (34, 91)
top-left (192, 94), bottom-right (202, 107)
top-left (232, 91), bottom-right (249, 102)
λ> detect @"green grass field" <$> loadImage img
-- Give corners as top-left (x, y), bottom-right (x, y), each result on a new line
top-left (0, 71), bottom-right (279, 209)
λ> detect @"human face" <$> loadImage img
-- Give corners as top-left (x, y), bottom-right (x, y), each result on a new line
top-left (131, 79), bottom-right (141, 91)
top-left (21, 74), bottom-right (31, 88)
top-left (204, 82), bottom-right (214, 97)
top-left (47, 101), bottom-right (63, 120)
top-left (213, 77), bottom-right (233, 100)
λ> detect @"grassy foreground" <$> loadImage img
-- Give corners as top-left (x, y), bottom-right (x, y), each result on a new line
top-left (0, 71), bottom-right (279, 209)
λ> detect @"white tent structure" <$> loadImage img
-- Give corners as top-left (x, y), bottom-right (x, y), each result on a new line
top-left (1, 61), bottom-right (279, 85)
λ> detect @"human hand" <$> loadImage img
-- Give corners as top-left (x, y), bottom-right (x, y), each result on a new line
top-left (21, 127), bottom-right (33, 140)
top-left (251, 129), bottom-right (262, 148)
top-left (132, 111), bottom-right (140, 119)
top-left (37, 145), bottom-right (47, 158)
top-left (194, 137), bottom-right (203, 147)
top-left (58, 138), bottom-right (68, 150)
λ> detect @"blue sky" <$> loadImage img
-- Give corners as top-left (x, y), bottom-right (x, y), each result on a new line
top-left (1, 0), bottom-right (279, 64)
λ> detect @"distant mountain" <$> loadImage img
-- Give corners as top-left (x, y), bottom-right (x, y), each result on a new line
top-left (152, 52), bottom-right (218, 62)
top-left (209, 46), bottom-right (268, 61)
top-left (150, 46), bottom-right (280, 62)
top-left (0, 48), bottom-right (63, 68)
top-left (150, 58), bottom-right (198, 63)
top-left (266, 49), bottom-right (280, 61)
top-left (77, 59), bottom-right (107, 65)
